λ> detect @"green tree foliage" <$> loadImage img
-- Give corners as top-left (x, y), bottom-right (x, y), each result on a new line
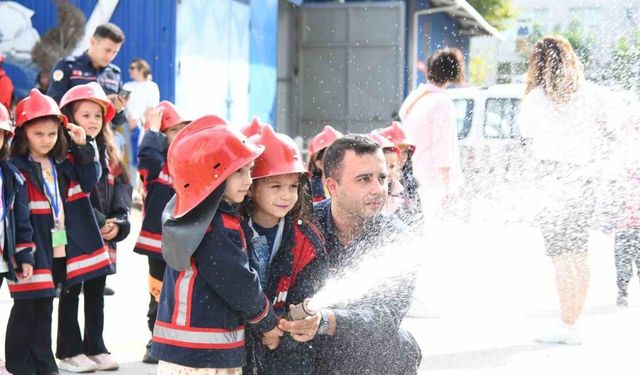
top-left (609, 30), bottom-right (640, 91)
top-left (467, 0), bottom-right (516, 31)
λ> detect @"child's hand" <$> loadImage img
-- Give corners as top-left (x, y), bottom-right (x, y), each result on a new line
top-left (101, 220), bottom-right (120, 241)
top-left (146, 108), bottom-right (163, 132)
top-left (17, 263), bottom-right (33, 280)
top-left (67, 123), bottom-right (87, 145)
top-left (262, 326), bottom-right (283, 350)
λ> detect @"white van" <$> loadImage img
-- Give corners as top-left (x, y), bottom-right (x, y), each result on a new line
top-left (447, 83), bottom-right (529, 195)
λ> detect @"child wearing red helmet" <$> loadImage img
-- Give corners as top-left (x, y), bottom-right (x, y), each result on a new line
top-left (377, 121), bottom-right (423, 227)
top-left (150, 115), bottom-right (281, 374)
top-left (238, 124), bottom-right (327, 374)
top-left (307, 126), bottom-right (343, 203)
top-left (0, 104), bottom-right (36, 375)
top-left (56, 82), bottom-right (132, 371)
top-left (7, 89), bottom-right (108, 375)
top-left (134, 100), bottom-right (189, 363)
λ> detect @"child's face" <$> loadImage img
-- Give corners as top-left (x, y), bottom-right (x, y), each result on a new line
top-left (73, 100), bottom-right (103, 138)
top-left (384, 151), bottom-right (400, 181)
top-left (250, 173), bottom-right (299, 222)
top-left (164, 122), bottom-right (187, 146)
top-left (223, 162), bottom-right (254, 204)
top-left (25, 118), bottom-right (60, 158)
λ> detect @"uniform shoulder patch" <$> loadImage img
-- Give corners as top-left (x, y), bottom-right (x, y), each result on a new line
top-left (63, 55), bottom-right (77, 63)
top-left (108, 63), bottom-right (121, 73)
top-left (52, 69), bottom-right (64, 82)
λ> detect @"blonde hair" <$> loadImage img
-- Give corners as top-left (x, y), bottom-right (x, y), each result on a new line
top-left (525, 35), bottom-right (584, 103)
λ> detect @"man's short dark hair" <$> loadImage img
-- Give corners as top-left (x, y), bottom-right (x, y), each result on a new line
top-left (426, 48), bottom-right (464, 85)
top-left (93, 23), bottom-right (125, 44)
top-left (323, 135), bottom-right (379, 182)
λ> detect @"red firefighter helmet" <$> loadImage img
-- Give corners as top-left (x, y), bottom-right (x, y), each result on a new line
top-left (144, 101), bottom-right (189, 132)
top-left (378, 121), bottom-right (415, 153)
top-left (308, 125), bottom-right (343, 158)
top-left (240, 117), bottom-right (265, 138)
top-left (59, 82), bottom-right (116, 123)
top-left (251, 125), bottom-right (306, 180)
top-left (368, 130), bottom-right (399, 153)
top-left (15, 89), bottom-right (68, 128)
top-left (168, 114), bottom-right (264, 218)
top-left (0, 104), bottom-right (14, 136)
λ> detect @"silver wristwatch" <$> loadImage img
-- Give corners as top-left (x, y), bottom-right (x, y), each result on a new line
top-left (317, 309), bottom-right (330, 335)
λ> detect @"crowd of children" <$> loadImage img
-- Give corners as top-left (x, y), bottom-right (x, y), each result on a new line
top-left (2, 74), bottom-right (638, 375)
top-left (0, 83), bottom-right (426, 374)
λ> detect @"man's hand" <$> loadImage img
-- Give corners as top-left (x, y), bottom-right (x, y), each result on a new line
top-left (108, 94), bottom-right (127, 113)
top-left (17, 263), bottom-right (33, 280)
top-left (146, 108), bottom-right (163, 132)
top-left (262, 325), bottom-right (284, 350)
top-left (278, 310), bottom-right (322, 343)
top-left (67, 123), bottom-right (87, 145)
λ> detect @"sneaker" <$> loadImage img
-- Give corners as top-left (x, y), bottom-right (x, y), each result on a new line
top-left (58, 354), bottom-right (97, 373)
top-left (142, 340), bottom-right (158, 364)
top-left (617, 290), bottom-right (628, 306)
top-left (87, 353), bottom-right (118, 371)
top-left (535, 323), bottom-right (582, 345)
top-left (103, 286), bottom-right (115, 296)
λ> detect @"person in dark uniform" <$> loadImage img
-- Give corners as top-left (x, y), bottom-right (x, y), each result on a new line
top-left (47, 23), bottom-right (127, 297)
top-left (47, 23), bottom-right (128, 129)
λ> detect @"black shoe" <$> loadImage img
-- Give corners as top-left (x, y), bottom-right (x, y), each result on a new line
top-left (142, 341), bottom-right (158, 364)
top-left (103, 286), bottom-right (115, 296)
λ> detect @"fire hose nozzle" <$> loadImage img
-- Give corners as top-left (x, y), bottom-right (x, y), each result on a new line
top-left (286, 298), bottom-right (317, 321)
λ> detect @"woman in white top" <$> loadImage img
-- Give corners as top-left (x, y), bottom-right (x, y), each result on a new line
top-left (123, 59), bottom-right (159, 201)
top-left (123, 59), bottom-right (160, 172)
top-left (518, 35), bottom-right (623, 345)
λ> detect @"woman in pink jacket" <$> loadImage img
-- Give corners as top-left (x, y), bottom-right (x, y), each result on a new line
top-left (399, 48), bottom-right (464, 225)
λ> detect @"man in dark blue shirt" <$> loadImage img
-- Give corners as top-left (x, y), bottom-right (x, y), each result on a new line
top-left (47, 23), bottom-right (127, 127)
top-left (279, 135), bottom-right (422, 374)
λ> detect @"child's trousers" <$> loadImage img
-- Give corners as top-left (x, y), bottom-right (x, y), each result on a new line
top-left (56, 274), bottom-right (108, 358)
top-left (614, 228), bottom-right (640, 293)
top-left (5, 297), bottom-right (58, 375)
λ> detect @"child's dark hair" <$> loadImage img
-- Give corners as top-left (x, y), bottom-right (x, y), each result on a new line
top-left (239, 174), bottom-right (316, 225)
top-left (307, 149), bottom-right (325, 177)
top-left (62, 102), bottom-right (129, 183)
top-left (0, 130), bottom-right (10, 160)
top-left (10, 116), bottom-right (68, 159)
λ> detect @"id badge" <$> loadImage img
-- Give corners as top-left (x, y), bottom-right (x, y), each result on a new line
top-left (52, 228), bottom-right (68, 258)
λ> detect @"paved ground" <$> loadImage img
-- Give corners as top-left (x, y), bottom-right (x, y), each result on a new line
top-left (0, 211), bottom-right (637, 374)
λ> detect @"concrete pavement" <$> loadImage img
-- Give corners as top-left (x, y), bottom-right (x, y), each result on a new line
top-left (0, 211), bottom-right (637, 374)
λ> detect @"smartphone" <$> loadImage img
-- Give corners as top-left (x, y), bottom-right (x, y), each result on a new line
top-left (108, 218), bottom-right (128, 225)
top-left (118, 88), bottom-right (131, 99)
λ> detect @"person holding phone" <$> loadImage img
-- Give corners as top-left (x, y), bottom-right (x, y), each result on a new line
top-left (47, 23), bottom-right (129, 129)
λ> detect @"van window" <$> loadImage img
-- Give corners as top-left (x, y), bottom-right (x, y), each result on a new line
top-left (484, 98), bottom-right (521, 138)
top-left (454, 99), bottom-right (474, 139)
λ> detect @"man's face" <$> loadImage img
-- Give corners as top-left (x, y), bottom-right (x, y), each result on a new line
top-left (327, 150), bottom-right (388, 221)
top-left (89, 37), bottom-right (121, 68)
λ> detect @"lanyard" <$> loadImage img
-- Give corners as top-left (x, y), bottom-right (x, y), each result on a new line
top-left (248, 217), bottom-right (285, 264)
top-left (41, 159), bottom-right (61, 223)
